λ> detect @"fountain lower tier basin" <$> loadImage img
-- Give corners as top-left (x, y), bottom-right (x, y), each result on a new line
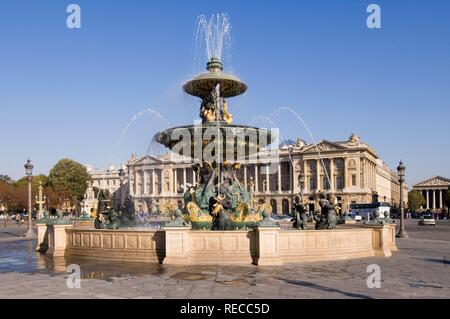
top-left (154, 123), bottom-right (275, 161)
top-left (38, 224), bottom-right (398, 265)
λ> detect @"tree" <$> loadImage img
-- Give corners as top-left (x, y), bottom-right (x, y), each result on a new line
top-left (48, 159), bottom-right (91, 201)
top-left (408, 190), bottom-right (426, 211)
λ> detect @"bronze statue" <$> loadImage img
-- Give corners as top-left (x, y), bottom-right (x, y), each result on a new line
top-left (365, 210), bottom-right (387, 225)
top-left (313, 194), bottom-right (338, 230)
top-left (292, 195), bottom-right (309, 230)
top-left (383, 211), bottom-right (396, 224)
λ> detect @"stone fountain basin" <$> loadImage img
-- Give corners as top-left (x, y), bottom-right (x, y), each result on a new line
top-left (154, 122), bottom-right (276, 161)
top-left (44, 224), bottom-right (399, 265)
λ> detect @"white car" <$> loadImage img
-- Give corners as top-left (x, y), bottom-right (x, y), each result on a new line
top-left (418, 215), bottom-right (436, 226)
top-left (348, 213), bottom-right (362, 222)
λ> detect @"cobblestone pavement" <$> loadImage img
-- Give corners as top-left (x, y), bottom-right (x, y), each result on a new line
top-left (0, 220), bottom-right (449, 299)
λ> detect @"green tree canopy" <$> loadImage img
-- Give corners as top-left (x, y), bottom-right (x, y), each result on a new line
top-left (48, 159), bottom-right (91, 201)
top-left (408, 190), bottom-right (426, 211)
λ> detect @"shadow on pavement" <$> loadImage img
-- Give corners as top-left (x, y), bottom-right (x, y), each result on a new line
top-left (279, 278), bottom-right (375, 299)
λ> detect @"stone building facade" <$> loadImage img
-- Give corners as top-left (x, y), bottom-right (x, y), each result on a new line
top-left (413, 176), bottom-right (450, 211)
top-left (115, 134), bottom-right (408, 214)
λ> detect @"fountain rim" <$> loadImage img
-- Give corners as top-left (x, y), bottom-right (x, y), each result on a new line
top-left (183, 72), bottom-right (248, 98)
top-left (153, 122), bottom-right (276, 139)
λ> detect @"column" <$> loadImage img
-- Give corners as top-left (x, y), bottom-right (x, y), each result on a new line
top-left (244, 166), bottom-right (248, 189)
top-left (265, 165), bottom-right (270, 193)
top-left (290, 162), bottom-right (294, 193)
top-left (316, 159), bottom-right (320, 191)
top-left (152, 170), bottom-right (156, 195)
top-left (255, 165), bottom-right (259, 193)
top-left (303, 160), bottom-right (308, 193)
top-left (433, 190), bottom-right (436, 210)
top-left (330, 158), bottom-right (335, 191)
top-left (440, 189), bottom-right (444, 209)
top-left (426, 190), bottom-right (430, 209)
top-left (183, 168), bottom-right (187, 192)
top-left (192, 168), bottom-right (196, 185)
top-left (174, 169), bottom-right (178, 194)
top-left (143, 169), bottom-right (148, 195)
top-left (277, 163), bottom-right (282, 193)
top-left (128, 167), bottom-right (133, 195)
top-left (134, 170), bottom-right (139, 195)
top-left (362, 159), bottom-right (366, 189)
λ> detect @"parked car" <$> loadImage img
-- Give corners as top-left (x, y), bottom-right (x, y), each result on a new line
top-left (348, 212), bottom-right (362, 222)
top-left (418, 215), bottom-right (436, 227)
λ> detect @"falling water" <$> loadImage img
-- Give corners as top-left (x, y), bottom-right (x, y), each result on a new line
top-left (193, 13), bottom-right (232, 73)
top-left (270, 107), bottom-right (332, 188)
top-left (251, 115), bottom-right (285, 144)
top-left (109, 108), bottom-right (172, 165)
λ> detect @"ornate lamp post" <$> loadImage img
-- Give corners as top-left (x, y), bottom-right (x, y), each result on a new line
top-left (396, 161), bottom-right (409, 238)
top-left (24, 159), bottom-right (35, 238)
top-left (118, 165), bottom-right (126, 210)
top-left (34, 182), bottom-right (46, 219)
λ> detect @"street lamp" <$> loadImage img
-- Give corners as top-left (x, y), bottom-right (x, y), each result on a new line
top-left (24, 159), bottom-right (35, 238)
top-left (396, 160), bottom-right (409, 238)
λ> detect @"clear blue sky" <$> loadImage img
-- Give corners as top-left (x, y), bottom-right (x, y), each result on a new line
top-left (0, 0), bottom-right (449, 187)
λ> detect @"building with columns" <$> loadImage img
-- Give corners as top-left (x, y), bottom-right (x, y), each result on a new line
top-left (413, 176), bottom-right (450, 211)
top-left (121, 134), bottom-right (408, 214)
top-left (86, 164), bottom-right (128, 196)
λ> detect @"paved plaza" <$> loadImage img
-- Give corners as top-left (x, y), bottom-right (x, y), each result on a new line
top-left (0, 220), bottom-right (449, 299)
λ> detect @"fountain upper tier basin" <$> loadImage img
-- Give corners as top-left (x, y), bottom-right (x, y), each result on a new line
top-left (154, 122), bottom-right (275, 161)
top-left (183, 59), bottom-right (247, 98)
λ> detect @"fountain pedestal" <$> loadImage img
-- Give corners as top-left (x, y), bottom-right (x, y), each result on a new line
top-left (254, 227), bottom-right (283, 266)
top-left (163, 226), bottom-right (191, 265)
top-left (36, 223), bottom-right (48, 252)
top-left (364, 224), bottom-right (395, 257)
top-left (46, 224), bottom-right (73, 257)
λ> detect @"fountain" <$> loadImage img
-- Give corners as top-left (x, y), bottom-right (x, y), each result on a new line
top-left (36, 14), bottom-right (398, 266)
top-left (154, 57), bottom-right (275, 230)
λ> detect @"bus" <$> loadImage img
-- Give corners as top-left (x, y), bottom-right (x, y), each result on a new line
top-left (350, 202), bottom-right (390, 220)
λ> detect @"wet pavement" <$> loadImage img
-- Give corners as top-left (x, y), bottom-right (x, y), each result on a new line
top-left (0, 220), bottom-right (449, 299)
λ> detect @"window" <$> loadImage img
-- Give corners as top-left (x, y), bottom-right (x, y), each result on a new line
top-left (323, 177), bottom-right (330, 190)
top-left (336, 176), bottom-right (344, 190)
top-left (352, 175), bottom-right (357, 186)
top-left (309, 178), bottom-right (317, 190)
